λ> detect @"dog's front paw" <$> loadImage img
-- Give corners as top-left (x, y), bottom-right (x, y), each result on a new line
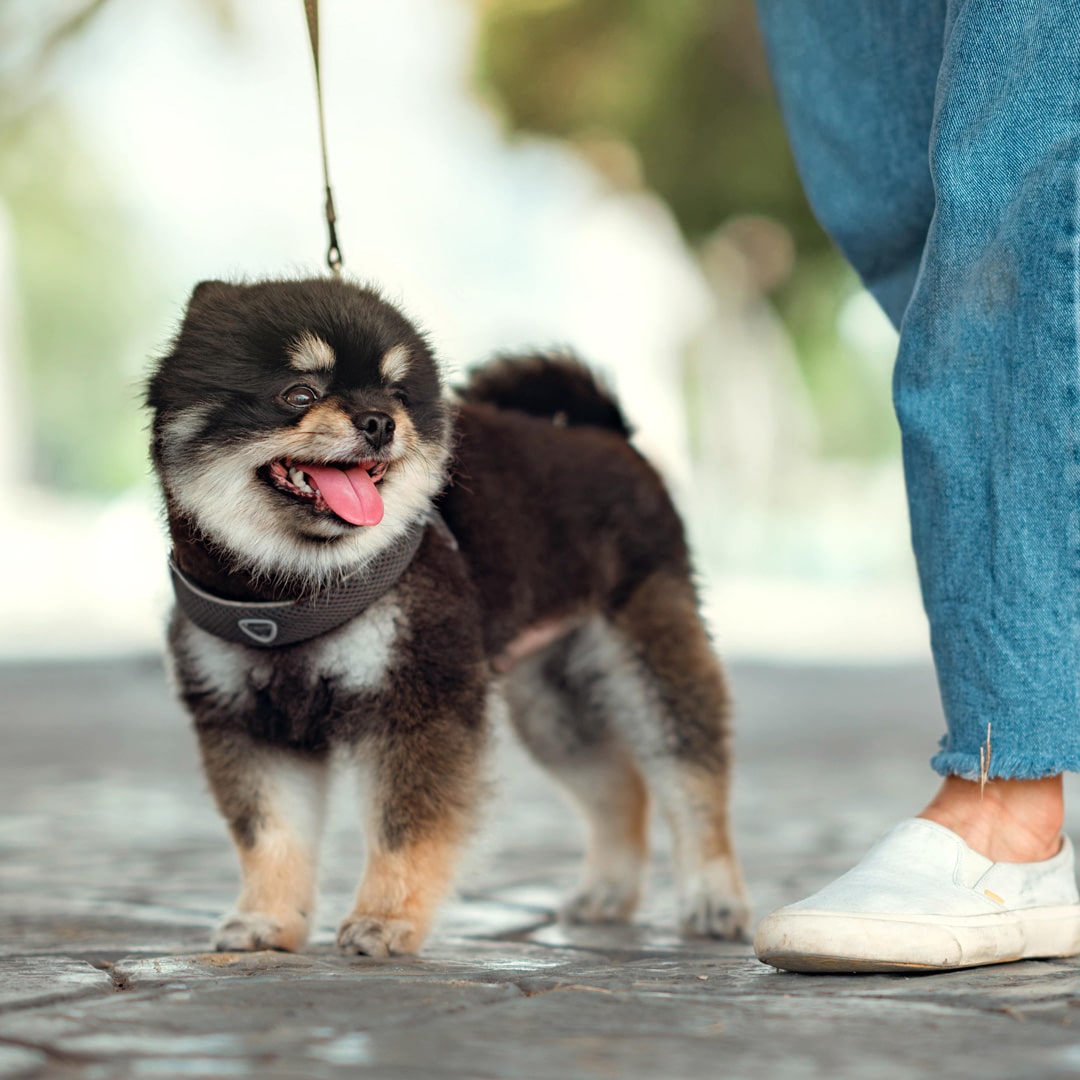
top-left (560, 880), bottom-right (639, 925)
top-left (337, 914), bottom-right (421, 957)
top-left (677, 861), bottom-right (751, 941)
top-left (213, 910), bottom-right (309, 953)
top-left (679, 893), bottom-right (751, 941)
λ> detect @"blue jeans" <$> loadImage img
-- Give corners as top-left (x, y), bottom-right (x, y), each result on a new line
top-left (755, 1), bottom-right (1080, 778)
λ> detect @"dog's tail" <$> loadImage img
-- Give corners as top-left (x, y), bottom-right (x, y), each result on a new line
top-left (457, 352), bottom-right (631, 437)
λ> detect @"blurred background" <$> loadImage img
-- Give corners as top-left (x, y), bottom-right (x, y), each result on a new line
top-left (0, 0), bottom-right (928, 663)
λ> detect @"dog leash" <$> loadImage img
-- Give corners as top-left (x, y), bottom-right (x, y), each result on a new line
top-left (303, 0), bottom-right (343, 276)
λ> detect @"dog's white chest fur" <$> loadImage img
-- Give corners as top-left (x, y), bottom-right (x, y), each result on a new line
top-left (315, 595), bottom-right (404, 687)
top-left (172, 593), bottom-right (404, 707)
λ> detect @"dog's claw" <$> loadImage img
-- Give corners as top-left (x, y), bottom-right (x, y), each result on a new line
top-left (212, 910), bottom-right (309, 953)
top-left (337, 914), bottom-right (420, 957)
top-left (559, 881), bottom-right (639, 925)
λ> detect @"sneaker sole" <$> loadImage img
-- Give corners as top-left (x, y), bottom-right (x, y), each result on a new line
top-left (757, 952), bottom-right (990, 974)
top-left (755, 904), bottom-right (1080, 974)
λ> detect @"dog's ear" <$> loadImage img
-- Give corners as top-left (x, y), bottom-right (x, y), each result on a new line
top-left (187, 279), bottom-right (235, 310)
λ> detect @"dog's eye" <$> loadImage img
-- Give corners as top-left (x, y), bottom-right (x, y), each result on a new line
top-left (389, 386), bottom-right (410, 406)
top-left (282, 385), bottom-right (319, 409)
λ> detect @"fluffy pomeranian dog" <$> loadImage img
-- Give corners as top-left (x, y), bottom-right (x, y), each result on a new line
top-left (146, 277), bottom-right (748, 956)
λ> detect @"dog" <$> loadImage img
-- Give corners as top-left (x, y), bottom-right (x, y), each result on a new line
top-left (146, 276), bottom-right (748, 956)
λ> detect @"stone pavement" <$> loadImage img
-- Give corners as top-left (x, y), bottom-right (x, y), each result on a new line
top-left (4, 656), bottom-right (1080, 1079)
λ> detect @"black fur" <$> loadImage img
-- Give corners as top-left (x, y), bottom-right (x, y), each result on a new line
top-left (457, 351), bottom-right (632, 436)
top-left (148, 278), bottom-right (445, 449)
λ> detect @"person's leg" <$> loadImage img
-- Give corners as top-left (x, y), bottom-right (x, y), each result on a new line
top-left (897, 0), bottom-right (1080, 795)
top-left (753, 0), bottom-right (1080, 970)
top-left (755, 0), bottom-right (944, 330)
top-left (902, 0), bottom-right (1080, 857)
top-left (921, 776), bottom-right (1062, 862)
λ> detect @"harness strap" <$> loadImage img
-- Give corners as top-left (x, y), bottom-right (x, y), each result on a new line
top-left (170, 513), bottom-right (450, 648)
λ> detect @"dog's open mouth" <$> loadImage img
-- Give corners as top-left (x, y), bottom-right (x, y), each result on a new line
top-left (264, 459), bottom-right (388, 526)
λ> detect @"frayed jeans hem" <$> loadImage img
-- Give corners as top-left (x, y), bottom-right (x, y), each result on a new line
top-left (930, 751), bottom-right (1070, 781)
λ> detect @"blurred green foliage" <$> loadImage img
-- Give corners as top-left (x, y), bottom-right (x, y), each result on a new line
top-left (0, 0), bottom-right (234, 497)
top-left (473, 0), bottom-right (900, 461)
top-left (474, 0), bottom-right (823, 247)
top-left (775, 253), bottom-right (897, 460)
top-left (1, 109), bottom-right (154, 494)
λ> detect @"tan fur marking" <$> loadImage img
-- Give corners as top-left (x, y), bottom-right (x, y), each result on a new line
top-left (387, 407), bottom-right (417, 453)
top-left (206, 749), bottom-right (327, 953)
top-left (380, 344), bottom-right (411, 383)
top-left (270, 403), bottom-right (359, 464)
top-left (342, 826), bottom-right (465, 954)
top-left (677, 766), bottom-right (736, 862)
top-left (560, 751), bottom-right (649, 923)
top-left (655, 763), bottom-right (748, 937)
top-left (274, 403), bottom-right (418, 465)
top-left (574, 752), bottom-right (649, 865)
top-left (609, 758), bottom-right (649, 856)
top-left (288, 331), bottom-right (335, 373)
top-left (233, 837), bottom-right (318, 951)
top-left (292, 402), bottom-right (356, 439)
top-left (609, 573), bottom-right (748, 936)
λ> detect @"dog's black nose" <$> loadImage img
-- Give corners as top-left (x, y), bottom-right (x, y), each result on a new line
top-left (356, 410), bottom-right (395, 450)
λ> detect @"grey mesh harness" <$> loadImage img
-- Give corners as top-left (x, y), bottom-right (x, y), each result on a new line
top-left (169, 512), bottom-right (454, 648)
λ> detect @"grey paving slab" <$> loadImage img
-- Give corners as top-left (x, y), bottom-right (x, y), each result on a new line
top-left (0, 979), bottom-right (522, 1059)
top-left (334, 989), bottom-right (1080, 1080)
top-left (0, 959), bottom-right (113, 1011)
top-left (4, 656), bottom-right (1080, 1079)
top-left (0, 1045), bottom-right (46, 1080)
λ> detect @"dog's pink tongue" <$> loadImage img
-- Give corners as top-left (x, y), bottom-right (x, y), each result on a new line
top-left (304, 464), bottom-right (384, 526)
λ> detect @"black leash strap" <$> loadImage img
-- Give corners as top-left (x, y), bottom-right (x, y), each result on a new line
top-left (303, 0), bottom-right (343, 275)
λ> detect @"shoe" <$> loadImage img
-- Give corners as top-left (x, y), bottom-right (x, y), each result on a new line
top-left (754, 818), bottom-right (1080, 973)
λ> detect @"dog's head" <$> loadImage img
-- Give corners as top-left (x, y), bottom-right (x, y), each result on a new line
top-left (147, 278), bottom-right (449, 583)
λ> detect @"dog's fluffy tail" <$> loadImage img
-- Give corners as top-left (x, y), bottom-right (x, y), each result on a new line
top-left (458, 352), bottom-right (631, 437)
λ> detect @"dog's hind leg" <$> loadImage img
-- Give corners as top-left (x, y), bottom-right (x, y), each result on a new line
top-left (604, 573), bottom-right (750, 940)
top-left (338, 703), bottom-right (488, 957)
top-left (504, 632), bottom-right (650, 925)
top-left (197, 727), bottom-right (329, 952)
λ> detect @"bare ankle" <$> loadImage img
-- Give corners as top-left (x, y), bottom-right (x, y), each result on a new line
top-left (918, 775), bottom-right (1064, 863)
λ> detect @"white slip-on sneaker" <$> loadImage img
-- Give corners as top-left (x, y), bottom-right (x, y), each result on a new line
top-left (754, 818), bottom-right (1080, 973)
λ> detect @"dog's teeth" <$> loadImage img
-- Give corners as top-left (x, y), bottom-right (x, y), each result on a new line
top-left (288, 467), bottom-right (312, 492)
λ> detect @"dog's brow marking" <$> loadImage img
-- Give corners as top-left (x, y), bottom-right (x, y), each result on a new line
top-left (380, 344), bottom-right (411, 383)
top-left (289, 331), bottom-right (336, 374)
